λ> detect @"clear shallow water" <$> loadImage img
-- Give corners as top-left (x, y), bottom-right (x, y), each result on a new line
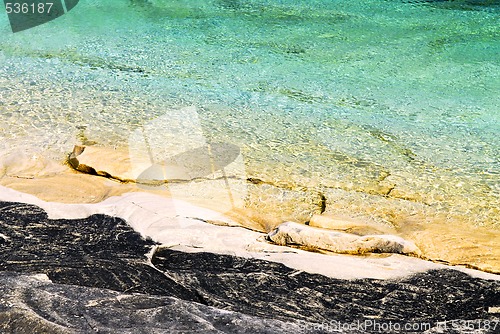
top-left (0, 0), bottom-right (499, 226)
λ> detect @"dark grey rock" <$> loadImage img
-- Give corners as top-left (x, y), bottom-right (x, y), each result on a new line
top-left (152, 248), bottom-right (500, 326)
top-left (0, 202), bottom-right (202, 300)
top-left (0, 201), bottom-right (499, 333)
top-left (0, 271), bottom-right (332, 334)
top-left (1, 271), bottom-right (498, 334)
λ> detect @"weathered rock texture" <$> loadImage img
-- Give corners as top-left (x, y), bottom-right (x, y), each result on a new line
top-left (268, 222), bottom-right (421, 256)
top-left (0, 201), bottom-right (498, 333)
top-left (0, 272), bottom-right (323, 334)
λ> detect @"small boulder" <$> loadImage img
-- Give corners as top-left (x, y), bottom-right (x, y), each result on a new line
top-left (267, 222), bottom-right (421, 256)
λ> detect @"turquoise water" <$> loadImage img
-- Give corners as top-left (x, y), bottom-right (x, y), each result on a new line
top-left (1, 0), bottom-right (499, 225)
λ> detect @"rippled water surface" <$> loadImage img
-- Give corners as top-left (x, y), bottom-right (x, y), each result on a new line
top-left (1, 0), bottom-right (499, 227)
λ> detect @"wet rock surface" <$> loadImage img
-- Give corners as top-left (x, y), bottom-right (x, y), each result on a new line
top-left (0, 201), bottom-right (499, 333)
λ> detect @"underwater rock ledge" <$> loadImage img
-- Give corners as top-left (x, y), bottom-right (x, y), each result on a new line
top-left (0, 200), bottom-right (499, 333)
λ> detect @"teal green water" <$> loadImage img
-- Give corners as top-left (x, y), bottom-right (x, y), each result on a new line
top-left (1, 0), bottom-right (499, 225)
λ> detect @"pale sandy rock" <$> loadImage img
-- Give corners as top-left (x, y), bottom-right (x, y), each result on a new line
top-left (268, 222), bottom-right (421, 256)
top-left (69, 144), bottom-right (247, 184)
top-left (309, 214), bottom-right (396, 235)
top-left (2, 150), bottom-right (499, 274)
top-left (68, 145), bottom-right (149, 182)
top-left (0, 162), bottom-right (148, 204)
top-left (244, 182), bottom-right (324, 224)
top-left (0, 151), bottom-right (66, 179)
top-left (1, 185), bottom-right (497, 281)
top-left (399, 219), bottom-right (500, 275)
top-left (68, 145), bottom-right (248, 214)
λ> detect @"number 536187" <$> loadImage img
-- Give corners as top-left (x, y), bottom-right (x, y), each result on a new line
top-left (5, 2), bottom-right (54, 14)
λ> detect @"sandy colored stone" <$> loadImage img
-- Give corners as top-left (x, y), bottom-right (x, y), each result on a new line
top-left (3, 185), bottom-right (496, 281)
top-left (397, 217), bottom-right (500, 273)
top-left (268, 222), bottom-right (421, 256)
top-left (68, 145), bottom-right (149, 182)
top-left (309, 214), bottom-right (396, 235)
top-left (1, 147), bottom-right (499, 274)
top-left (0, 151), bottom-right (66, 179)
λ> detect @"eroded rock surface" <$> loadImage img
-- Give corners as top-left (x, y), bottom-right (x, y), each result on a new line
top-left (0, 272), bottom-right (321, 334)
top-left (0, 201), bottom-right (498, 333)
top-left (268, 221), bottom-right (421, 256)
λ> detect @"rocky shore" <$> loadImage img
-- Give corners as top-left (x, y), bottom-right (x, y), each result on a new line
top-left (1, 196), bottom-right (499, 333)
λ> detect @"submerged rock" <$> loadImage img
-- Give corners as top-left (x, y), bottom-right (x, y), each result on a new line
top-left (68, 143), bottom-right (242, 184)
top-left (268, 221), bottom-right (421, 256)
top-left (309, 213), bottom-right (396, 235)
top-left (68, 145), bottom-right (140, 182)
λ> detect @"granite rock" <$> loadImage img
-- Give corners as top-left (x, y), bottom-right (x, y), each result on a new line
top-left (0, 201), bottom-right (498, 333)
top-left (0, 271), bottom-right (328, 334)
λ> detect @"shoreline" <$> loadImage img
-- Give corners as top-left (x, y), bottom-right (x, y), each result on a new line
top-left (1, 1), bottom-right (499, 330)
top-left (1, 200), bottom-right (498, 332)
top-left (1, 147), bottom-right (499, 275)
top-left (0, 159), bottom-right (499, 280)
